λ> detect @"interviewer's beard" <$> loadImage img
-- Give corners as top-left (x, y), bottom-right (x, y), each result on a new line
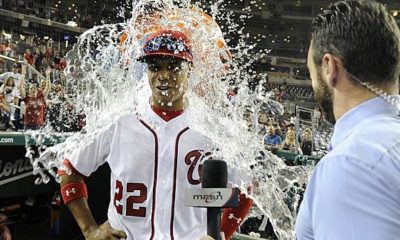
top-left (314, 71), bottom-right (336, 125)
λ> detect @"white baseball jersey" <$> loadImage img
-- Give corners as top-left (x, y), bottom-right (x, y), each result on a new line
top-left (68, 104), bottom-right (231, 240)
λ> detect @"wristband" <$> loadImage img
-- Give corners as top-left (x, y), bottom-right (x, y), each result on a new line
top-left (61, 182), bottom-right (88, 205)
top-left (221, 193), bottom-right (254, 240)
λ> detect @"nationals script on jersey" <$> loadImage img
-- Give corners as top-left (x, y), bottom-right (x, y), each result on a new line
top-left (67, 104), bottom-right (241, 240)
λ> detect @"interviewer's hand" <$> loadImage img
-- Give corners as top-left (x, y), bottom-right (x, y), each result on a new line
top-left (84, 220), bottom-right (127, 240)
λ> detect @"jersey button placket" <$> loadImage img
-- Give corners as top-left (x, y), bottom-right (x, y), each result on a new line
top-left (157, 126), bottom-right (167, 237)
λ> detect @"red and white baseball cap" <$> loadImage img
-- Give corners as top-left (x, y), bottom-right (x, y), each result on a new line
top-left (137, 30), bottom-right (193, 63)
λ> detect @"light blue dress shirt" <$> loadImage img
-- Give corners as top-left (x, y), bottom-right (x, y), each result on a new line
top-left (296, 96), bottom-right (400, 240)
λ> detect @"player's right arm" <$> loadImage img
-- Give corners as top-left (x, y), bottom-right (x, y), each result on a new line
top-left (59, 173), bottom-right (97, 237)
top-left (59, 173), bottom-right (127, 239)
top-left (58, 123), bottom-right (126, 239)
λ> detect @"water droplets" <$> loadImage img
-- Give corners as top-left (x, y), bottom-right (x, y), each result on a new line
top-left (25, 1), bottom-right (310, 239)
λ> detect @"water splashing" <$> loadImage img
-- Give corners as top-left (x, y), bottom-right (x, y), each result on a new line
top-left (28, 1), bottom-right (311, 239)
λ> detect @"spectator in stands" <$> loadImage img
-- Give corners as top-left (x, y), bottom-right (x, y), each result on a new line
top-left (0, 63), bottom-right (23, 87)
top-left (0, 77), bottom-right (18, 102)
top-left (268, 116), bottom-right (276, 126)
top-left (47, 80), bottom-right (66, 132)
top-left (4, 43), bottom-right (15, 58)
top-left (53, 53), bottom-right (65, 71)
top-left (24, 49), bottom-right (34, 79)
top-left (243, 109), bottom-right (254, 130)
top-left (281, 129), bottom-right (302, 154)
top-left (24, 49), bottom-right (34, 65)
top-left (45, 47), bottom-right (53, 59)
top-left (0, 42), bottom-right (7, 55)
top-left (287, 123), bottom-right (295, 132)
top-left (258, 112), bottom-right (268, 125)
top-left (263, 125), bottom-right (282, 152)
top-left (38, 78), bottom-right (51, 98)
top-left (290, 113), bottom-right (297, 125)
top-left (257, 112), bottom-right (269, 136)
top-left (19, 78), bottom-right (48, 130)
top-left (33, 48), bottom-right (43, 71)
top-left (276, 86), bottom-right (288, 102)
top-left (0, 77), bottom-right (19, 129)
top-left (278, 118), bottom-right (287, 136)
top-left (313, 106), bottom-right (322, 129)
top-left (59, 57), bottom-right (67, 71)
top-left (274, 125), bottom-right (283, 139)
top-left (287, 123), bottom-right (302, 143)
top-left (301, 128), bottom-right (313, 156)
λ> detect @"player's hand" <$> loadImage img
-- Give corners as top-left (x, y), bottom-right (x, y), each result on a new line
top-left (84, 220), bottom-right (127, 240)
top-left (200, 232), bottom-right (226, 240)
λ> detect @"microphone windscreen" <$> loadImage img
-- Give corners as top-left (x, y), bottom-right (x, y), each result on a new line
top-left (201, 160), bottom-right (228, 188)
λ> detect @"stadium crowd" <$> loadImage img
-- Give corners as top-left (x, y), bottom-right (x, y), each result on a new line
top-left (0, 37), bottom-right (83, 132)
top-left (0, 37), bottom-right (324, 152)
top-left (0, 0), bottom-right (99, 29)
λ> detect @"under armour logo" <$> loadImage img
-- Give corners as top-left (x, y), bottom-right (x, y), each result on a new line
top-left (65, 188), bottom-right (76, 196)
top-left (228, 213), bottom-right (242, 224)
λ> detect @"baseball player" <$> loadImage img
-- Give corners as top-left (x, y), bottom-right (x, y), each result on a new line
top-left (58, 30), bottom-right (253, 240)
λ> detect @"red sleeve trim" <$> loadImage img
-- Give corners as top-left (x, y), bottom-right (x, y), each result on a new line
top-left (57, 159), bottom-right (88, 178)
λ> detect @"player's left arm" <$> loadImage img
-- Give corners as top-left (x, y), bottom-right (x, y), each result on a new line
top-left (220, 187), bottom-right (253, 240)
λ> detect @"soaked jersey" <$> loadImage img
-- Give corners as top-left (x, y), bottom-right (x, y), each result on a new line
top-left (68, 104), bottom-right (220, 240)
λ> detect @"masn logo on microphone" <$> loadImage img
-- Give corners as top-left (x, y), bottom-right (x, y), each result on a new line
top-left (193, 191), bottom-right (223, 203)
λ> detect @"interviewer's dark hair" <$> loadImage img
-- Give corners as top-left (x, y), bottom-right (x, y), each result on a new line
top-left (311, 0), bottom-right (400, 85)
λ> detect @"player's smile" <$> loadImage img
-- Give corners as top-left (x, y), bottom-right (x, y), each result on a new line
top-left (156, 85), bottom-right (171, 91)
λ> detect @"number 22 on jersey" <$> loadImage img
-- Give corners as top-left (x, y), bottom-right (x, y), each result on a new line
top-left (114, 180), bottom-right (148, 217)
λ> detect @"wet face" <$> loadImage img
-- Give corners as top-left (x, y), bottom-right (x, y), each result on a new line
top-left (307, 43), bottom-right (336, 124)
top-left (147, 57), bottom-right (190, 110)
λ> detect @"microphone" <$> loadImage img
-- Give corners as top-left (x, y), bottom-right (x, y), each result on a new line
top-left (185, 160), bottom-right (239, 240)
top-left (203, 159), bottom-right (227, 240)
